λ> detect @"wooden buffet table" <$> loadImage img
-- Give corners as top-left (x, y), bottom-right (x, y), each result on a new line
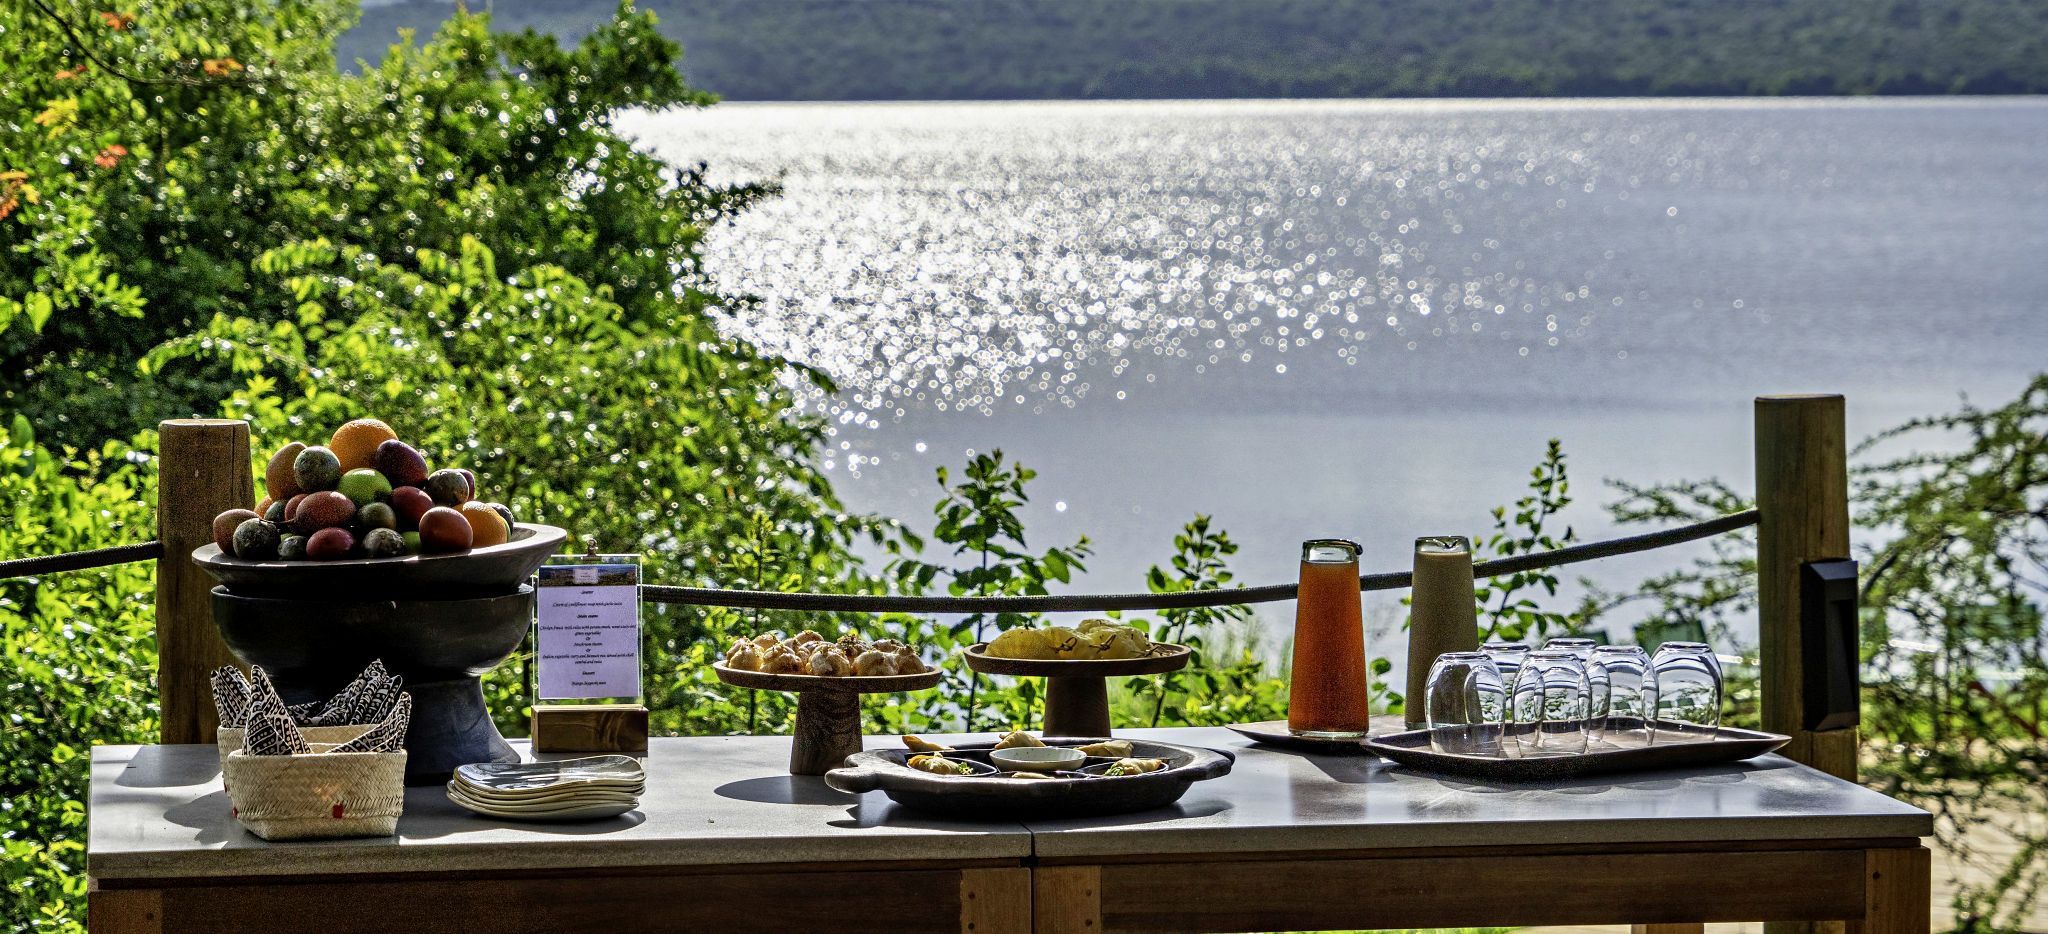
top-left (89, 727), bottom-right (1932, 933)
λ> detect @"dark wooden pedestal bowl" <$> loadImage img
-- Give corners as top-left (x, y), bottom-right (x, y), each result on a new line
top-left (961, 644), bottom-right (1191, 737)
top-left (712, 664), bottom-right (944, 775)
top-left (193, 523), bottom-right (567, 599)
top-left (212, 584), bottom-right (534, 785)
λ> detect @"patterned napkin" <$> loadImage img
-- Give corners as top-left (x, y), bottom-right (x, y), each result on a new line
top-left (329, 693), bottom-right (413, 754)
top-left (240, 668), bottom-right (312, 756)
top-left (210, 660), bottom-right (405, 730)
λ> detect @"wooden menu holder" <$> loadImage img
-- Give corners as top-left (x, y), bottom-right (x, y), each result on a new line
top-left (531, 703), bottom-right (649, 754)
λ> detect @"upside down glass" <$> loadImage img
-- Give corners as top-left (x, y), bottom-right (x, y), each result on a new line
top-left (1425, 652), bottom-right (1507, 756)
top-left (1481, 641), bottom-right (1531, 689)
top-left (1507, 649), bottom-right (1590, 756)
top-left (1288, 538), bottom-right (1373, 739)
top-left (1650, 641), bottom-right (1723, 742)
top-left (1587, 645), bottom-right (1655, 745)
top-left (1544, 637), bottom-right (1598, 661)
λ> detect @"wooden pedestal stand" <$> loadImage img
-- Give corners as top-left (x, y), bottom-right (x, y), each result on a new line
top-left (713, 665), bottom-right (944, 775)
top-left (962, 644), bottom-right (1191, 738)
top-left (532, 704), bottom-right (650, 754)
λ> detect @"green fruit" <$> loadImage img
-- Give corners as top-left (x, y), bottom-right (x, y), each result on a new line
top-left (401, 531), bottom-right (421, 554)
top-left (232, 518), bottom-right (281, 560)
top-left (337, 468), bottom-right (393, 506)
top-left (263, 499), bottom-right (287, 522)
top-left (424, 469), bottom-right (471, 506)
top-left (277, 535), bottom-right (308, 561)
top-left (292, 446), bottom-right (344, 492)
top-left (358, 501), bottom-right (398, 531)
top-left (362, 527), bottom-right (407, 559)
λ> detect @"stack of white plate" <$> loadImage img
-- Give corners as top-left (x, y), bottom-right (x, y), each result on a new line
top-left (446, 755), bottom-right (644, 821)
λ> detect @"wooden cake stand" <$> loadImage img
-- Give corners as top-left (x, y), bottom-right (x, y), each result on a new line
top-left (712, 664), bottom-right (944, 775)
top-left (961, 644), bottom-right (1191, 737)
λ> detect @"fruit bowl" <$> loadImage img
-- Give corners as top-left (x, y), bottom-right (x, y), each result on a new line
top-left (213, 584), bottom-right (535, 785)
top-left (193, 523), bottom-right (567, 598)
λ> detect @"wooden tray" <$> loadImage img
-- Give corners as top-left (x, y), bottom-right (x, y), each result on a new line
top-left (1364, 724), bottom-right (1791, 781)
top-left (712, 662), bottom-right (943, 775)
top-left (961, 643), bottom-right (1191, 737)
top-left (824, 737), bottom-right (1233, 818)
top-left (193, 523), bottom-right (568, 598)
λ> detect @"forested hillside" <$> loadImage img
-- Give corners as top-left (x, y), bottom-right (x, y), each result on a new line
top-left (340, 0), bottom-right (2048, 99)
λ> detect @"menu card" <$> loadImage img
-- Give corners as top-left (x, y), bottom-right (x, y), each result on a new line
top-left (535, 557), bottom-right (642, 701)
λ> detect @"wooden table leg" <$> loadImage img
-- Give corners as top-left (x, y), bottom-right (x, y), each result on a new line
top-left (1850, 847), bottom-right (1931, 934)
top-left (1042, 677), bottom-right (1111, 738)
top-left (961, 867), bottom-right (1033, 934)
top-left (1035, 865), bottom-right (1102, 934)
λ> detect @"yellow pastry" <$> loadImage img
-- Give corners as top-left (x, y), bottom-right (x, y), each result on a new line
top-left (1075, 739), bottom-right (1132, 758)
top-left (903, 735), bottom-right (954, 753)
top-left (994, 730), bottom-right (1046, 749)
top-left (1103, 757), bottom-right (1169, 776)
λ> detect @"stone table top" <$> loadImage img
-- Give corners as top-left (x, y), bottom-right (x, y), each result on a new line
top-left (1022, 728), bottom-right (1934, 858)
top-left (90, 728), bottom-right (1931, 881)
top-left (88, 736), bottom-right (1030, 881)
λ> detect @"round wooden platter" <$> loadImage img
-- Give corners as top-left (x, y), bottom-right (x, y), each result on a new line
top-left (960, 642), bottom-right (1193, 678)
top-left (961, 643), bottom-right (1192, 737)
top-left (711, 662), bottom-right (944, 776)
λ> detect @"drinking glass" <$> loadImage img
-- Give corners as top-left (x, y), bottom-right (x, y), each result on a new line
top-left (1288, 539), bottom-right (1373, 738)
top-left (1544, 637), bottom-right (1598, 661)
top-left (1586, 645), bottom-right (1654, 745)
top-left (1481, 641), bottom-right (1530, 689)
top-left (1424, 651), bottom-right (1507, 756)
top-left (1506, 649), bottom-right (1590, 756)
top-left (1650, 641), bottom-right (1723, 742)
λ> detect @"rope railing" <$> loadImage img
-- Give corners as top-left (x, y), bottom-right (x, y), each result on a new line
top-left (642, 508), bottom-right (1759, 614)
top-left (0, 540), bottom-right (165, 579)
top-left (0, 510), bottom-right (1758, 614)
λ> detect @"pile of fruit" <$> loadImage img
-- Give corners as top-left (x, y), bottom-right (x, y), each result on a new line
top-left (210, 418), bottom-right (517, 561)
top-left (983, 618), bottom-right (1160, 660)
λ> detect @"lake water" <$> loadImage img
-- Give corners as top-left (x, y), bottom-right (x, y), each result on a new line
top-left (619, 99), bottom-right (2048, 652)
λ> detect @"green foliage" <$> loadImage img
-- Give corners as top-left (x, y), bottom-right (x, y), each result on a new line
top-left (1471, 438), bottom-right (1580, 643)
top-left (888, 451), bottom-right (1092, 731)
top-left (1119, 515), bottom-right (1290, 728)
top-left (344, 0), bottom-right (2048, 100)
top-left (1597, 377), bottom-right (2048, 930)
top-left (0, 418), bottom-right (158, 932)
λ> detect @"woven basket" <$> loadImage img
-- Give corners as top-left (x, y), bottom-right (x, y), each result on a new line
top-left (216, 725), bottom-right (377, 783)
top-left (223, 747), bottom-right (406, 841)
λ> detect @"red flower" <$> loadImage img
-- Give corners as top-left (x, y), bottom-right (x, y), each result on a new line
top-left (55, 65), bottom-right (89, 81)
top-left (99, 11), bottom-right (134, 29)
top-left (94, 144), bottom-right (128, 169)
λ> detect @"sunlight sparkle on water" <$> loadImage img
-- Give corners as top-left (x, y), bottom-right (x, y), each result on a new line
top-left (617, 102), bottom-right (1686, 432)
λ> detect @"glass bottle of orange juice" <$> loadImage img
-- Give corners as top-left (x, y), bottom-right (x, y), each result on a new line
top-left (1288, 538), bottom-right (1374, 738)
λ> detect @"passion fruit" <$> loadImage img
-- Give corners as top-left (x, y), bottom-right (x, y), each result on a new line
top-left (290, 490), bottom-right (356, 534)
top-left (416, 506), bottom-right (473, 553)
top-left (390, 486), bottom-right (434, 529)
top-left (362, 527), bottom-right (407, 559)
top-left (305, 527), bottom-right (356, 561)
top-left (374, 438), bottom-right (430, 488)
top-left (231, 517), bottom-right (281, 560)
top-left (458, 501), bottom-right (509, 548)
top-left (212, 509), bottom-right (260, 552)
top-left (292, 446), bottom-right (344, 493)
top-left (265, 441), bottom-right (306, 501)
top-left (424, 469), bottom-right (471, 507)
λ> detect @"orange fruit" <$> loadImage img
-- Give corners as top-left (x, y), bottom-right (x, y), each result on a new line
top-left (458, 501), bottom-right (509, 548)
top-left (329, 418), bottom-right (397, 473)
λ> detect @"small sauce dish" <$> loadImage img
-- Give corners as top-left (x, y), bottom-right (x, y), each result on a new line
top-left (989, 746), bottom-right (1086, 772)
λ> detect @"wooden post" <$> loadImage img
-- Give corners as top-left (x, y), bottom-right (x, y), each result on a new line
top-left (155, 419), bottom-right (254, 745)
top-left (1755, 394), bottom-right (1858, 780)
top-left (1757, 395), bottom-right (1861, 934)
